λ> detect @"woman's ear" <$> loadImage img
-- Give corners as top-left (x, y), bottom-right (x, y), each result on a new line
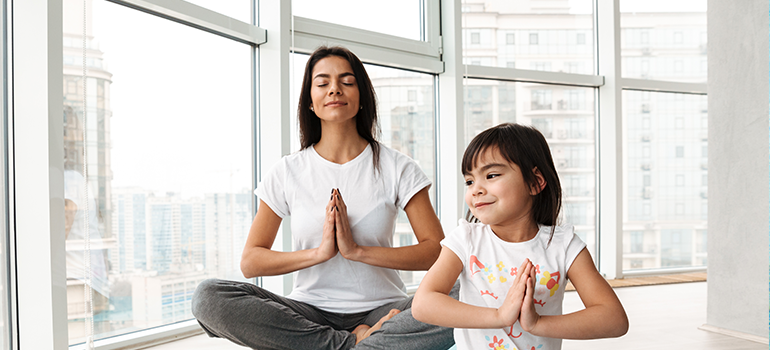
top-left (530, 167), bottom-right (547, 195)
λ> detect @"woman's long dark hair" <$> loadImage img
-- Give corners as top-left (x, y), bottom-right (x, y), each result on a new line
top-left (297, 46), bottom-right (381, 169)
top-left (462, 123), bottom-right (562, 245)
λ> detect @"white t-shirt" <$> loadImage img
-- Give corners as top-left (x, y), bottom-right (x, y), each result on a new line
top-left (255, 143), bottom-right (431, 313)
top-left (442, 219), bottom-right (586, 350)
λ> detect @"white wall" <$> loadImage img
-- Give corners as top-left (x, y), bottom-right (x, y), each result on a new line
top-left (706, 0), bottom-right (769, 339)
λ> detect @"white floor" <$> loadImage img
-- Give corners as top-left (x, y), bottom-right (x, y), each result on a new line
top-left (147, 282), bottom-right (767, 350)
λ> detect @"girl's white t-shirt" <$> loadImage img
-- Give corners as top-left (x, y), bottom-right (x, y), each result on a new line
top-left (255, 143), bottom-right (431, 313)
top-left (442, 219), bottom-right (586, 350)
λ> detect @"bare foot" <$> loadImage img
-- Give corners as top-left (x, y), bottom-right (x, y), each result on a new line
top-left (352, 324), bottom-right (371, 344)
top-left (357, 309), bottom-right (400, 343)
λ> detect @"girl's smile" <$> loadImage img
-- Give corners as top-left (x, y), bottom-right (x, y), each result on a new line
top-left (464, 147), bottom-right (544, 242)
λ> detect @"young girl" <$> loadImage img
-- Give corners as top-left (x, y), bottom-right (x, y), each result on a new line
top-left (413, 123), bottom-right (628, 350)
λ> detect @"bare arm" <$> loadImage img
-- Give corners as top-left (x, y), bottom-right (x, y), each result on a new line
top-left (413, 245), bottom-right (532, 328)
top-left (334, 187), bottom-right (444, 270)
top-left (240, 199), bottom-right (338, 278)
top-left (519, 248), bottom-right (629, 339)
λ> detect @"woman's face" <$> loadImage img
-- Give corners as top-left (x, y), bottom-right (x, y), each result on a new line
top-left (309, 56), bottom-right (361, 124)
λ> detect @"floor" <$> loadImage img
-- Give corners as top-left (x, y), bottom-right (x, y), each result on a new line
top-left (147, 281), bottom-right (767, 350)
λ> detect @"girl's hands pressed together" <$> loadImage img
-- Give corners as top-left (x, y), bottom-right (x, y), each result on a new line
top-left (496, 259), bottom-right (532, 328)
top-left (315, 189), bottom-right (339, 262)
top-left (332, 188), bottom-right (363, 261)
top-left (519, 259), bottom-right (541, 333)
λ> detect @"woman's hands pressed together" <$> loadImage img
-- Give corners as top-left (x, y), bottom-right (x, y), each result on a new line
top-left (314, 189), bottom-right (340, 263)
top-left (313, 188), bottom-right (364, 263)
top-left (331, 188), bottom-right (363, 261)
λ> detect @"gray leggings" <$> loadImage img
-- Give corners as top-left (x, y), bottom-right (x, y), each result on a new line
top-left (192, 278), bottom-right (459, 350)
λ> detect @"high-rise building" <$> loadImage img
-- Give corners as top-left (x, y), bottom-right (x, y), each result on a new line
top-left (63, 0), bottom-right (118, 342)
top-left (204, 192), bottom-right (253, 281)
top-left (458, 0), bottom-right (707, 270)
top-left (111, 187), bottom-right (148, 272)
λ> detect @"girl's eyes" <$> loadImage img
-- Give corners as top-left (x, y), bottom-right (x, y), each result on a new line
top-left (464, 174), bottom-right (500, 186)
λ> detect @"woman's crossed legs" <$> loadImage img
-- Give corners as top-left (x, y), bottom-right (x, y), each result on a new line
top-left (192, 279), bottom-right (459, 350)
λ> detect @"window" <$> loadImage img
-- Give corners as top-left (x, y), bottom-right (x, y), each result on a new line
top-left (471, 32), bottom-right (480, 44)
top-left (506, 33), bottom-right (515, 45)
top-left (529, 33), bottom-right (538, 45)
top-left (621, 1), bottom-right (707, 82)
top-left (577, 32), bottom-right (586, 44)
top-left (292, 0), bottom-right (425, 40)
top-left (623, 91), bottom-right (707, 272)
top-left (529, 62), bottom-right (552, 71)
top-left (64, 1), bottom-right (251, 343)
top-left (676, 146), bottom-right (684, 158)
top-left (531, 89), bottom-right (552, 110)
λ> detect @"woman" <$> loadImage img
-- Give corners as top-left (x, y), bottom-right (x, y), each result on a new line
top-left (192, 46), bottom-right (457, 350)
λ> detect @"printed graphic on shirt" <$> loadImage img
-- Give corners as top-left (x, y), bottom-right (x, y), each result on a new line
top-left (469, 255), bottom-right (561, 349)
top-left (539, 271), bottom-right (561, 297)
top-left (470, 255), bottom-right (515, 285)
top-left (484, 335), bottom-right (513, 350)
top-left (469, 255), bottom-right (561, 311)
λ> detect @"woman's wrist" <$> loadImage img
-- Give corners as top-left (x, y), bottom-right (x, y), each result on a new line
top-left (342, 244), bottom-right (365, 262)
top-left (312, 246), bottom-right (334, 265)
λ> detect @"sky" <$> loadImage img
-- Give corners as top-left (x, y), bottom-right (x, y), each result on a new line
top-left (90, 1), bottom-right (252, 199)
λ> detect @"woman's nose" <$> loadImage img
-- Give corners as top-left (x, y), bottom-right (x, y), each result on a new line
top-left (328, 82), bottom-right (342, 95)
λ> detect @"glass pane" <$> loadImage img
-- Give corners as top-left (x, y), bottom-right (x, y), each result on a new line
top-left (64, 1), bottom-right (251, 344)
top-left (462, 0), bottom-right (594, 74)
top-left (183, 0), bottom-right (252, 23)
top-left (464, 79), bottom-right (597, 260)
top-left (290, 54), bottom-right (436, 287)
top-left (291, 0), bottom-right (423, 41)
top-left (620, 0), bottom-right (707, 82)
top-left (622, 90), bottom-right (708, 271)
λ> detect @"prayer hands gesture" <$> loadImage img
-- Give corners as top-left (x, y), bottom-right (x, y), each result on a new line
top-left (519, 259), bottom-right (542, 332)
top-left (315, 188), bottom-right (362, 262)
top-left (315, 189), bottom-right (340, 262)
top-left (496, 259), bottom-right (533, 327)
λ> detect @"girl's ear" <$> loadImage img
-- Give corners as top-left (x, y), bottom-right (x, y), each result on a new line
top-left (530, 167), bottom-right (547, 195)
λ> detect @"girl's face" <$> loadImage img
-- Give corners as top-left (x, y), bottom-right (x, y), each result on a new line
top-left (464, 148), bottom-right (543, 230)
top-left (309, 56), bottom-right (361, 125)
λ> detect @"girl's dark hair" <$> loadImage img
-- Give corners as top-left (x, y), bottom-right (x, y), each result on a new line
top-left (297, 46), bottom-right (381, 168)
top-left (462, 123), bottom-right (562, 244)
